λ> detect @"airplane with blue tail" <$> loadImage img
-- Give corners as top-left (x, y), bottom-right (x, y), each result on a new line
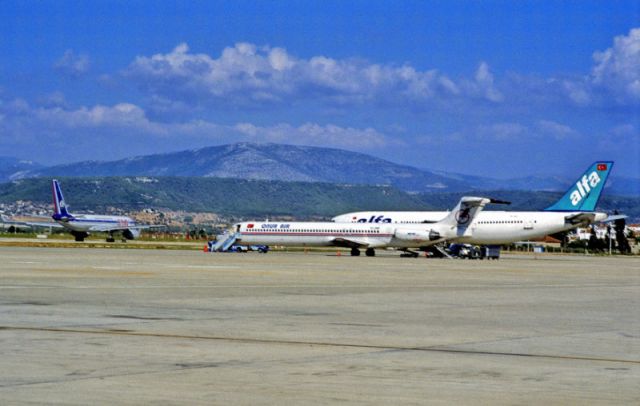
top-left (27, 179), bottom-right (162, 242)
top-left (332, 161), bottom-right (620, 247)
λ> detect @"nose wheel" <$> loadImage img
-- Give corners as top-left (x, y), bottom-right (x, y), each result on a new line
top-left (365, 248), bottom-right (375, 257)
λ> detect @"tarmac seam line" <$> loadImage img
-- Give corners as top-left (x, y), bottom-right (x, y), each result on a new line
top-left (2, 325), bottom-right (639, 365)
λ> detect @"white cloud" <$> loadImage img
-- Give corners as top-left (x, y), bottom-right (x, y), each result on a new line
top-left (54, 49), bottom-right (90, 77)
top-left (31, 102), bottom-right (164, 134)
top-left (557, 27), bottom-right (640, 106)
top-left (591, 28), bottom-right (640, 103)
top-left (123, 36), bottom-right (640, 112)
top-left (124, 42), bottom-right (500, 108)
top-left (0, 98), bottom-right (389, 152)
top-left (470, 62), bottom-right (503, 102)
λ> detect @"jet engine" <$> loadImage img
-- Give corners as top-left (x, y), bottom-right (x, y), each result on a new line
top-left (394, 228), bottom-right (441, 242)
top-left (122, 229), bottom-right (140, 240)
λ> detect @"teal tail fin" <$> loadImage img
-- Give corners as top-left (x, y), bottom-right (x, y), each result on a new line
top-left (545, 161), bottom-right (613, 212)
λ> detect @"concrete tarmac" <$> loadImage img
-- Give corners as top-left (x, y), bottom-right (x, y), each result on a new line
top-left (0, 247), bottom-right (638, 404)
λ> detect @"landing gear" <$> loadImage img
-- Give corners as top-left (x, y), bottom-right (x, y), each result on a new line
top-left (365, 248), bottom-right (375, 257)
top-left (106, 233), bottom-right (115, 243)
top-left (71, 231), bottom-right (89, 242)
top-left (350, 247), bottom-right (361, 256)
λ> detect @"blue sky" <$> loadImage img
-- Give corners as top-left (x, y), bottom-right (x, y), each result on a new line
top-left (1, 0), bottom-right (639, 178)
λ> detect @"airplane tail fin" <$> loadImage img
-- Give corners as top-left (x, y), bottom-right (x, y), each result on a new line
top-left (544, 161), bottom-right (613, 212)
top-left (440, 196), bottom-right (492, 237)
top-left (51, 179), bottom-right (71, 218)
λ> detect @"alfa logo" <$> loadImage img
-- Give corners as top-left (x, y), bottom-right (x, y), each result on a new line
top-left (357, 215), bottom-right (392, 223)
top-left (570, 171), bottom-right (601, 206)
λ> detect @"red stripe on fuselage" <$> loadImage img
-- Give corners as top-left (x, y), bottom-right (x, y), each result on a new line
top-left (243, 232), bottom-right (393, 237)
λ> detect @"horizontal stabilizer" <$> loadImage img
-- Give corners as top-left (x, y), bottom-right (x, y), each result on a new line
top-left (489, 198), bottom-right (511, 205)
top-left (599, 214), bottom-right (627, 223)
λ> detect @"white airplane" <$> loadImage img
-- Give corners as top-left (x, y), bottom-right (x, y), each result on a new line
top-left (332, 161), bottom-right (615, 247)
top-left (232, 196), bottom-right (500, 256)
top-left (27, 179), bottom-right (162, 242)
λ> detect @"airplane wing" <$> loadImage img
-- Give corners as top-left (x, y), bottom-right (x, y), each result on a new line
top-left (599, 214), bottom-right (627, 223)
top-left (1, 217), bottom-right (41, 230)
top-left (24, 221), bottom-right (65, 229)
top-left (87, 224), bottom-right (165, 232)
top-left (331, 237), bottom-right (371, 248)
top-left (564, 212), bottom-right (624, 226)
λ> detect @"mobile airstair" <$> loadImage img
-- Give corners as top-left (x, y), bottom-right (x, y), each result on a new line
top-left (208, 232), bottom-right (239, 252)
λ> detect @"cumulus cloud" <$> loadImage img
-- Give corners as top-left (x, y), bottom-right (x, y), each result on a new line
top-left (129, 38), bottom-right (640, 112)
top-left (467, 62), bottom-right (503, 102)
top-left (0, 98), bottom-right (389, 154)
top-left (123, 42), bottom-right (501, 108)
top-left (591, 28), bottom-right (640, 103)
top-left (54, 49), bottom-right (90, 77)
top-left (556, 27), bottom-right (640, 106)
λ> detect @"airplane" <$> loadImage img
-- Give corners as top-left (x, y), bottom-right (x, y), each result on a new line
top-left (232, 196), bottom-right (500, 256)
top-left (0, 214), bottom-right (30, 231)
top-left (26, 179), bottom-right (162, 242)
top-left (331, 161), bottom-right (616, 247)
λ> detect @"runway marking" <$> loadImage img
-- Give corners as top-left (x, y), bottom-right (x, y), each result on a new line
top-left (2, 325), bottom-right (638, 365)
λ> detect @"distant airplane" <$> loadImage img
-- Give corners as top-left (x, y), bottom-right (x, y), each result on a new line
top-left (1, 214), bottom-right (32, 231)
top-left (232, 196), bottom-right (500, 256)
top-left (332, 161), bottom-right (618, 246)
top-left (27, 179), bottom-right (162, 242)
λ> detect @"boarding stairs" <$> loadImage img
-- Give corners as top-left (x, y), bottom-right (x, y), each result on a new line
top-left (209, 232), bottom-right (239, 252)
top-left (426, 245), bottom-right (453, 258)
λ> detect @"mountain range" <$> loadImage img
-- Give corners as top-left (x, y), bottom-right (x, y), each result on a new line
top-left (1, 143), bottom-right (638, 196)
top-left (0, 157), bottom-right (43, 183)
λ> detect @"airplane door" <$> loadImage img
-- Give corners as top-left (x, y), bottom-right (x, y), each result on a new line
top-left (523, 220), bottom-right (534, 230)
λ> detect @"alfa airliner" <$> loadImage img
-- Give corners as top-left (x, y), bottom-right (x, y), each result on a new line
top-left (332, 161), bottom-right (614, 246)
top-left (232, 196), bottom-right (499, 256)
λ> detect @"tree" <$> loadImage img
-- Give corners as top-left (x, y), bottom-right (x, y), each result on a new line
top-left (614, 216), bottom-right (631, 254)
top-left (587, 226), bottom-right (605, 252)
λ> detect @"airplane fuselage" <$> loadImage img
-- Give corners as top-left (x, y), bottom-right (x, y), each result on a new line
top-left (54, 214), bottom-right (137, 233)
top-left (332, 211), bottom-right (608, 245)
top-left (235, 221), bottom-right (450, 249)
